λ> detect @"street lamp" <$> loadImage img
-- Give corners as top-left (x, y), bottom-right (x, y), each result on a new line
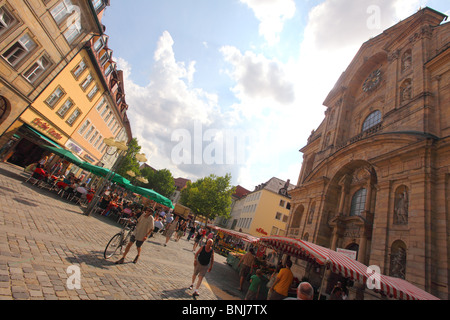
top-left (84, 137), bottom-right (146, 216)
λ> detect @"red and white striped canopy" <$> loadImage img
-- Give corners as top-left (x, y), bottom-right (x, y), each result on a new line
top-left (256, 236), bottom-right (439, 300)
top-left (216, 227), bottom-right (260, 243)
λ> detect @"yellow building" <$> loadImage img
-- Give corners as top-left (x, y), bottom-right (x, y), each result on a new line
top-left (0, 0), bottom-right (106, 152)
top-left (0, 4), bottom-right (132, 169)
top-left (234, 177), bottom-right (294, 238)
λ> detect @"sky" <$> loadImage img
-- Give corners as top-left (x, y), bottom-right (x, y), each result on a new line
top-left (101, 0), bottom-right (449, 191)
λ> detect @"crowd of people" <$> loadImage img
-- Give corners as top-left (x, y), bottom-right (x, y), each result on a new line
top-left (25, 155), bottom-right (331, 301)
top-left (25, 156), bottom-right (95, 204)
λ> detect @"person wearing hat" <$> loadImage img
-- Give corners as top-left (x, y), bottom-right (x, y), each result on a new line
top-left (116, 207), bottom-right (155, 264)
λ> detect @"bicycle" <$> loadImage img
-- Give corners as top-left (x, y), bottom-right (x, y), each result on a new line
top-left (104, 217), bottom-right (137, 259)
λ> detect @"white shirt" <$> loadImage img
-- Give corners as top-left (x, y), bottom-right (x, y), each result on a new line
top-left (76, 186), bottom-right (87, 194)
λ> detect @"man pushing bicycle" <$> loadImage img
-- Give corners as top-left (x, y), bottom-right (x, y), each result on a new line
top-left (115, 207), bottom-right (155, 264)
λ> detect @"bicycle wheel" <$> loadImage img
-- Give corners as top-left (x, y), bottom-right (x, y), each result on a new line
top-left (104, 233), bottom-right (123, 259)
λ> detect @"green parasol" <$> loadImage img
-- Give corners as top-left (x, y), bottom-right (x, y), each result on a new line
top-left (129, 185), bottom-right (174, 209)
top-left (42, 145), bottom-right (84, 166)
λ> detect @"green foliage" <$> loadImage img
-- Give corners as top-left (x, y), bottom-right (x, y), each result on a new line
top-left (141, 168), bottom-right (176, 199)
top-left (180, 173), bottom-right (235, 222)
top-left (116, 138), bottom-right (141, 177)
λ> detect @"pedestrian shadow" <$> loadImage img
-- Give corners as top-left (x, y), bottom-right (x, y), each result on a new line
top-left (13, 197), bottom-right (39, 207)
top-left (160, 287), bottom-right (193, 300)
top-left (147, 240), bottom-right (163, 246)
top-left (65, 251), bottom-right (116, 269)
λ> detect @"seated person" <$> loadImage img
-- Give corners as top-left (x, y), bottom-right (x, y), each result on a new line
top-left (76, 183), bottom-right (88, 196)
top-left (99, 194), bottom-right (111, 210)
top-left (32, 164), bottom-right (47, 180)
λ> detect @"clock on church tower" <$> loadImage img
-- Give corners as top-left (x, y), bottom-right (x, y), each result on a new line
top-left (362, 69), bottom-right (382, 92)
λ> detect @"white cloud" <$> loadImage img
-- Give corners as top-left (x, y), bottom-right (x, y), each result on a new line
top-left (240, 0), bottom-right (296, 45)
top-left (118, 31), bottom-right (225, 180)
top-left (117, 0), bottom-right (433, 190)
top-left (220, 45), bottom-right (295, 106)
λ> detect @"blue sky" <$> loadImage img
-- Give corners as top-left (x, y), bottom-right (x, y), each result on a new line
top-left (102, 0), bottom-right (449, 191)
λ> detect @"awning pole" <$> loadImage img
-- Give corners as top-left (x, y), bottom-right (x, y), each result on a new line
top-left (318, 260), bottom-right (329, 300)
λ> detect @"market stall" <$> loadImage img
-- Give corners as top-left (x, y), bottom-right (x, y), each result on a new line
top-left (214, 227), bottom-right (258, 258)
top-left (256, 235), bottom-right (440, 300)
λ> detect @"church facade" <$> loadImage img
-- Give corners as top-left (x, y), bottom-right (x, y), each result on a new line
top-left (287, 8), bottom-right (449, 299)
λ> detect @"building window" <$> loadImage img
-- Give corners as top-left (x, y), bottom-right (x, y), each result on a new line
top-left (99, 51), bottom-right (109, 66)
top-left (101, 105), bottom-right (110, 118)
top-left (84, 125), bottom-right (95, 140)
top-left (78, 120), bottom-right (90, 135)
top-left (23, 56), bottom-right (51, 84)
top-left (108, 116), bottom-right (115, 128)
top-left (2, 33), bottom-right (37, 67)
top-left (45, 87), bottom-right (65, 109)
top-left (279, 200), bottom-right (285, 207)
top-left (0, 6), bottom-right (17, 37)
top-left (104, 63), bottom-right (113, 76)
top-left (271, 226), bottom-right (279, 236)
top-left (66, 108), bottom-right (81, 126)
top-left (350, 188), bottom-right (367, 216)
top-left (94, 134), bottom-right (102, 148)
top-left (57, 99), bottom-right (74, 118)
top-left (275, 212), bottom-right (283, 220)
top-left (72, 60), bottom-right (87, 79)
top-left (93, 37), bottom-right (104, 52)
top-left (64, 22), bottom-right (81, 44)
top-left (89, 130), bottom-right (99, 144)
top-left (362, 110), bottom-right (381, 132)
top-left (80, 73), bottom-right (93, 91)
top-left (50, 0), bottom-right (73, 24)
top-left (91, 0), bottom-right (103, 11)
top-left (95, 97), bottom-right (106, 112)
top-left (104, 111), bottom-right (113, 123)
top-left (87, 84), bottom-right (99, 100)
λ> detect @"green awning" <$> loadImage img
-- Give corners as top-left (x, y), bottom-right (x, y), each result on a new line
top-left (128, 185), bottom-right (174, 209)
top-left (26, 125), bottom-right (63, 149)
top-left (41, 145), bottom-right (84, 166)
top-left (79, 162), bottom-right (111, 177)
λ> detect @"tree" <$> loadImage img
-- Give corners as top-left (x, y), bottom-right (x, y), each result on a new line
top-left (116, 138), bottom-right (141, 177)
top-left (141, 168), bottom-right (176, 199)
top-left (180, 173), bottom-right (235, 223)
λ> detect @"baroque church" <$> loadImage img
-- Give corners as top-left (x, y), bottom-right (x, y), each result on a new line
top-left (287, 7), bottom-right (449, 299)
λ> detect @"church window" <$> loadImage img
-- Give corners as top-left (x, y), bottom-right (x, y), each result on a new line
top-left (350, 188), bottom-right (367, 216)
top-left (362, 110), bottom-right (381, 132)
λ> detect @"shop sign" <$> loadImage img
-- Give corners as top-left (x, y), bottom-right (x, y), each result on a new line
top-left (66, 140), bottom-right (83, 155)
top-left (31, 118), bottom-right (63, 140)
top-left (337, 248), bottom-right (357, 260)
top-left (256, 228), bottom-right (268, 235)
top-left (83, 154), bottom-right (96, 163)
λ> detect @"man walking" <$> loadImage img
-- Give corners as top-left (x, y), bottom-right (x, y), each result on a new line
top-left (190, 239), bottom-right (214, 299)
top-left (115, 207), bottom-right (155, 264)
top-left (237, 248), bottom-right (255, 291)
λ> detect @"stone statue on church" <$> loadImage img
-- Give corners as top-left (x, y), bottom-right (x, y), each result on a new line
top-left (394, 190), bottom-right (408, 225)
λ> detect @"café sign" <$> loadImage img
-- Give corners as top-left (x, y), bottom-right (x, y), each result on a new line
top-left (31, 118), bottom-right (63, 140)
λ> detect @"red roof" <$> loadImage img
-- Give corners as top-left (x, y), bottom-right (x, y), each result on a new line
top-left (233, 185), bottom-right (250, 199)
top-left (174, 177), bottom-right (190, 190)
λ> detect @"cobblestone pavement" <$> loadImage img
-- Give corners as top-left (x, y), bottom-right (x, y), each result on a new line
top-left (0, 162), bottom-right (248, 301)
